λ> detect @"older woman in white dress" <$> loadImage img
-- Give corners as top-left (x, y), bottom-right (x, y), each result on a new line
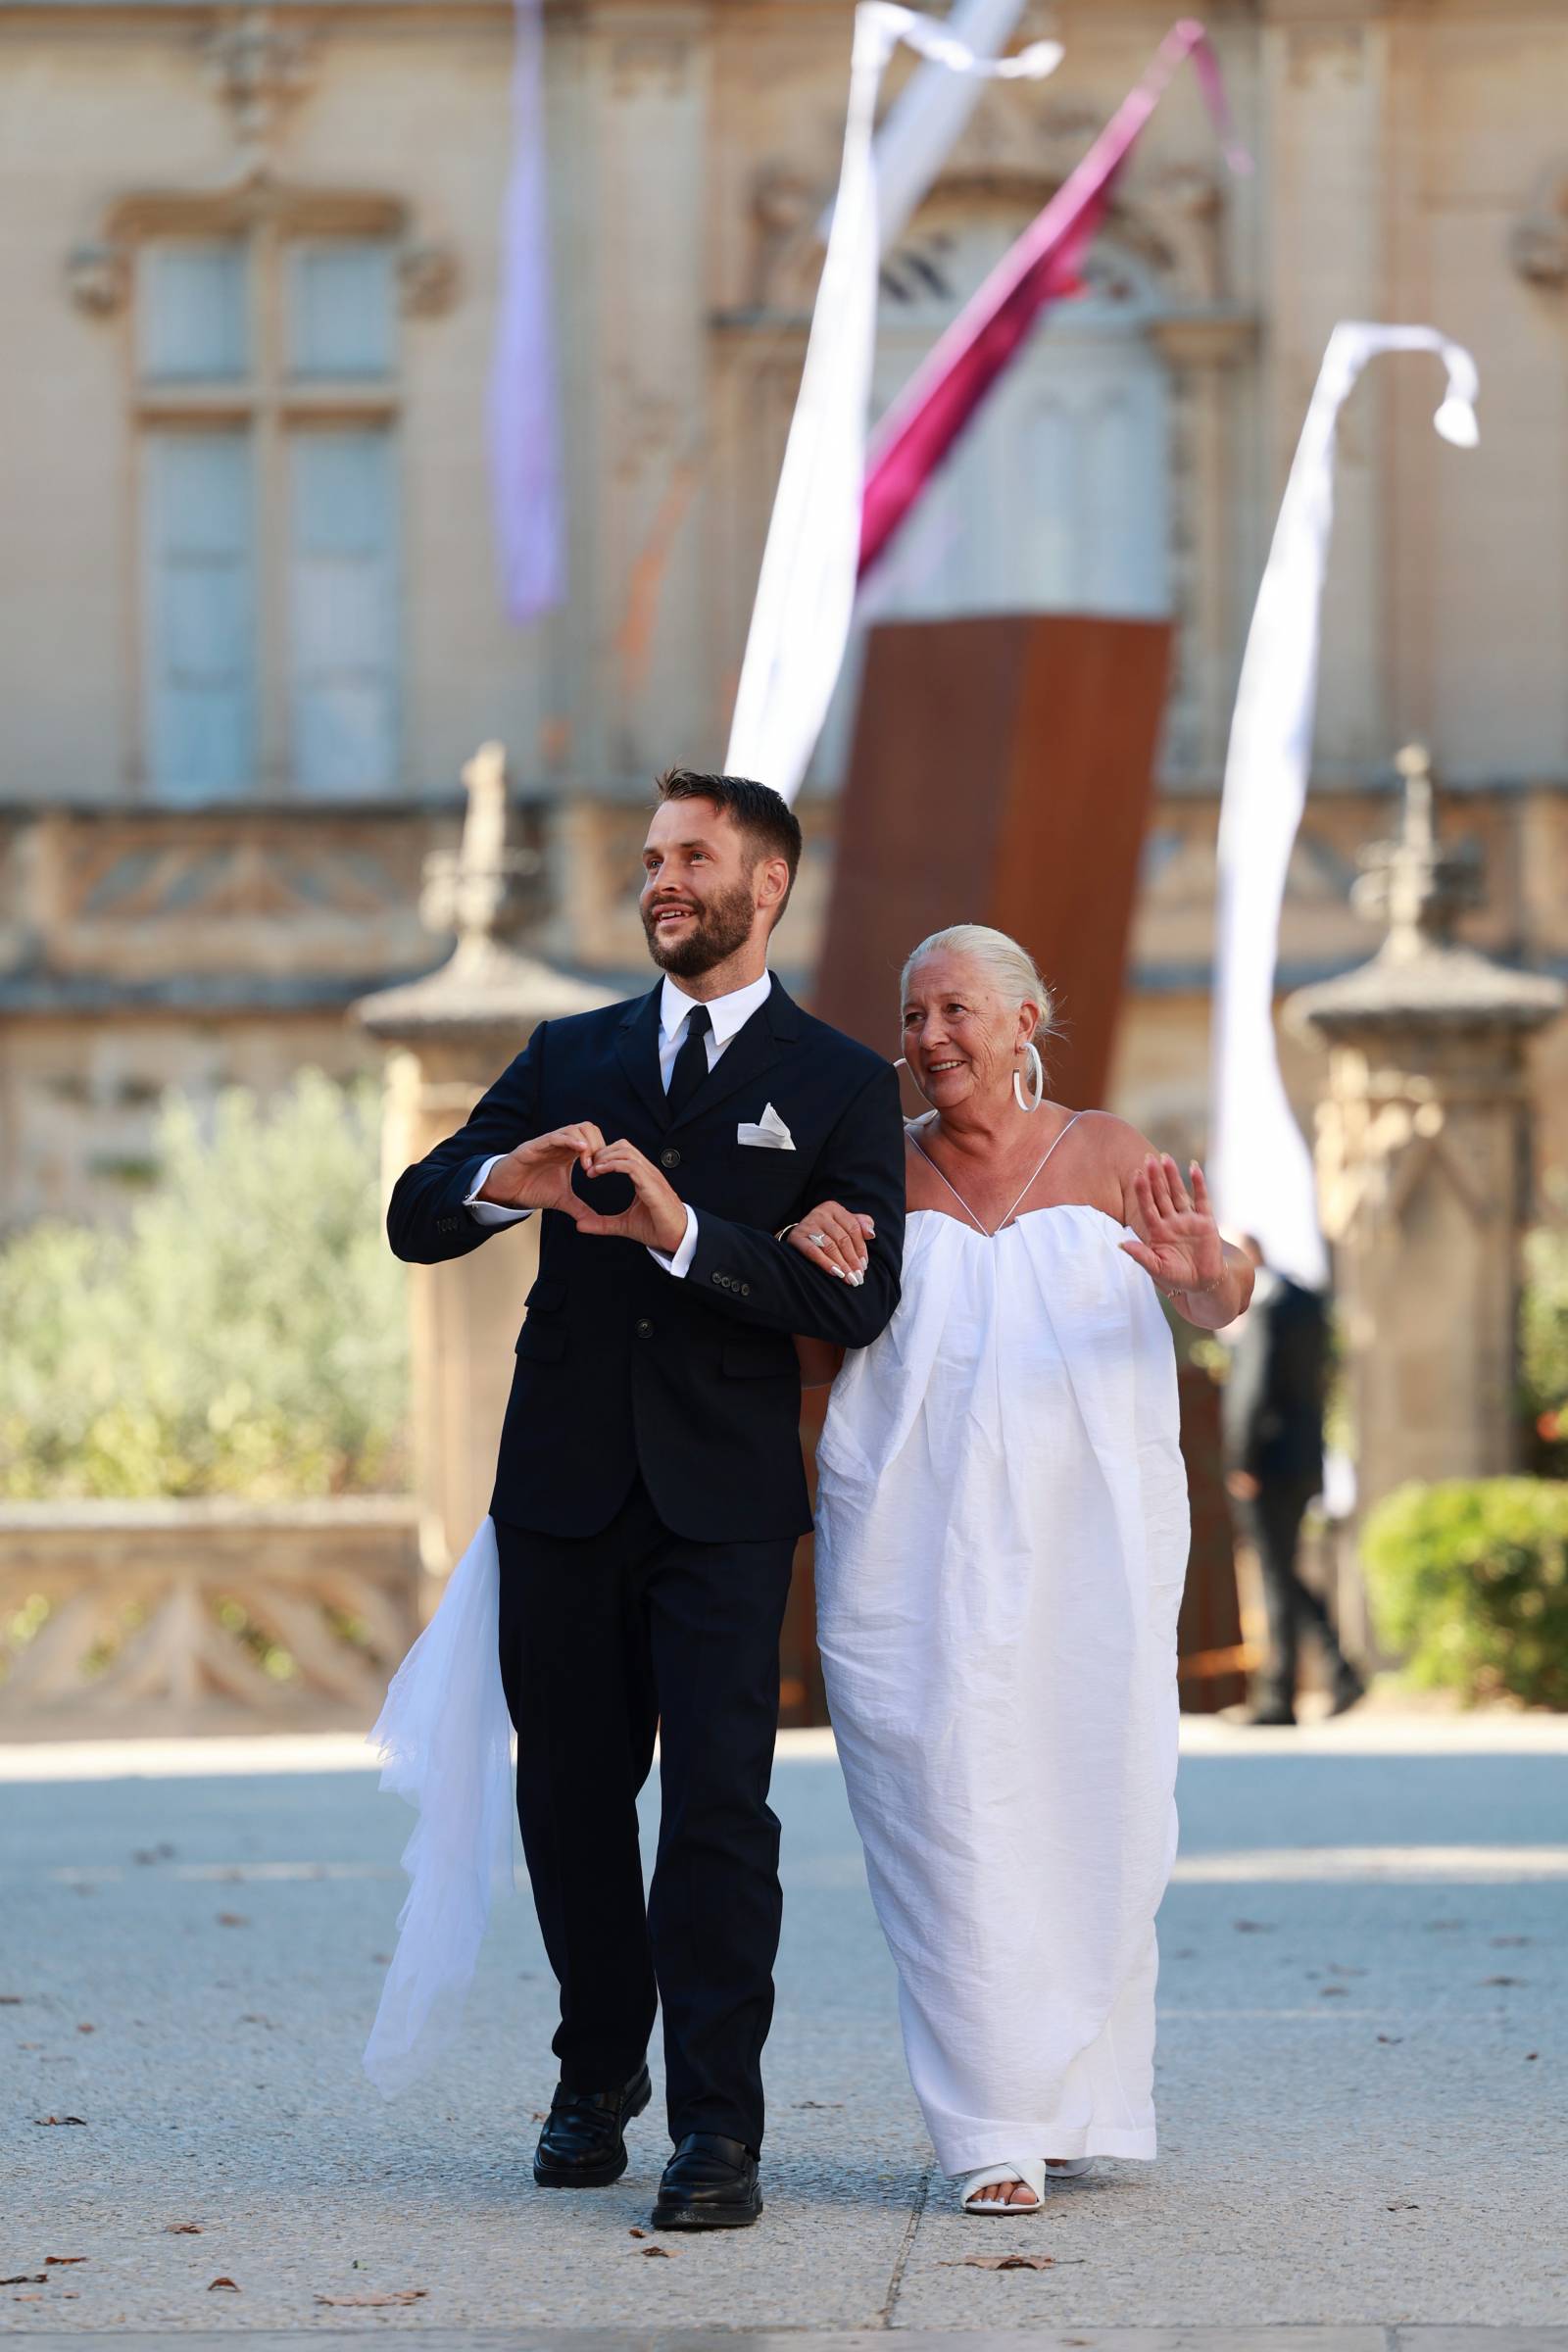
top-left (787, 925), bottom-right (1252, 2217)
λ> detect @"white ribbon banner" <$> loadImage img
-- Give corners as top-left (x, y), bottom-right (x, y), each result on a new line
top-left (1208, 321), bottom-right (1480, 1291)
top-left (725, 2), bottom-right (1062, 804)
top-left (828, 0), bottom-right (1032, 251)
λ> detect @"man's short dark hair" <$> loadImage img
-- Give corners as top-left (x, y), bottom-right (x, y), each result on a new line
top-left (655, 767), bottom-right (803, 911)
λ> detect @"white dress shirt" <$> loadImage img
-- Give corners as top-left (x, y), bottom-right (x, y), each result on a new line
top-left (465, 968), bottom-right (774, 1280)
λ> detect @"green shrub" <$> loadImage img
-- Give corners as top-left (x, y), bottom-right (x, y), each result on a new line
top-left (0, 1072), bottom-right (408, 1499)
top-left (1362, 1478), bottom-right (1568, 1710)
top-left (1521, 1213), bottom-right (1568, 1475)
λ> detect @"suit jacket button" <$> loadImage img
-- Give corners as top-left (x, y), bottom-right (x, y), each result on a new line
top-left (741, 1284), bottom-right (751, 1297)
top-left (661, 1148), bottom-right (681, 1169)
top-left (635, 1317), bottom-right (655, 1339)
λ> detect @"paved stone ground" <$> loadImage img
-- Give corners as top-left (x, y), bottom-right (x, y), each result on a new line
top-left (1, 1714), bottom-right (1565, 2338)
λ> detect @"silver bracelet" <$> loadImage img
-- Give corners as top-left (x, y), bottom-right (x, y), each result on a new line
top-left (775, 1221), bottom-right (800, 1244)
top-left (1166, 1270), bottom-right (1224, 1301)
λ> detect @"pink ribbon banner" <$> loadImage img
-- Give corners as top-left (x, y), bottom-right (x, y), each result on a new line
top-left (858, 18), bottom-right (1250, 582)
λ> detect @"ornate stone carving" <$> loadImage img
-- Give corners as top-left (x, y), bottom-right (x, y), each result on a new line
top-left (398, 242), bottom-right (461, 318)
top-left (201, 5), bottom-right (318, 167)
top-left (1511, 163), bottom-right (1568, 289)
top-left (64, 241), bottom-right (129, 318)
top-left (748, 165), bottom-right (823, 312)
top-left (55, 834), bottom-right (416, 931)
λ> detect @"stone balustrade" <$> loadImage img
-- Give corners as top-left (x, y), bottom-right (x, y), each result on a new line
top-left (0, 1497), bottom-right (419, 1738)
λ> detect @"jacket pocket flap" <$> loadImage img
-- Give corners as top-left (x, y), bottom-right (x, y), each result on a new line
top-left (515, 1321), bottom-right (566, 1362)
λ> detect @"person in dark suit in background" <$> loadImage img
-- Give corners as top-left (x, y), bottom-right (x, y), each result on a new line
top-left (1222, 1236), bottom-right (1364, 1728)
top-left (387, 769), bottom-right (906, 2230)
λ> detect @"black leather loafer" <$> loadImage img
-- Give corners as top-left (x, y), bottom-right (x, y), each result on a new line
top-left (533, 2062), bottom-right (652, 2187)
top-left (652, 2132), bottom-right (763, 2230)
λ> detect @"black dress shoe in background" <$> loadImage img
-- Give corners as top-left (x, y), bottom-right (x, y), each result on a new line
top-left (652, 2132), bottom-right (763, 2230)
top-left (533, 2062), bottom-right (652, 2187)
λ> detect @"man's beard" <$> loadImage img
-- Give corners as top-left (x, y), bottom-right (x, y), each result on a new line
top-left (642, 879), bottom-right (757, 979)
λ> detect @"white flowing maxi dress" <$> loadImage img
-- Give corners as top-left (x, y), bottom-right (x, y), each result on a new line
top-left (813, 1204), bottom-right (1190, 2174)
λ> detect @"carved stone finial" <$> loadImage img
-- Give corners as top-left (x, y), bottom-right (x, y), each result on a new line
top-left (1290, 743), bottom-right (1563, 1039)
top-left (1348, 744), bottom-right (1481, 960)
top-left (202, 6), bottom-right (317, 166)
top-left (417, 742), bottom-right (539, 968)
top-left (355, 743), bottom-right (609, 1045)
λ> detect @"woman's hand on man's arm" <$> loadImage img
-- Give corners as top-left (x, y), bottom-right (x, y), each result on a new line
top-left (783, 1200), bottom-right (876, 1287)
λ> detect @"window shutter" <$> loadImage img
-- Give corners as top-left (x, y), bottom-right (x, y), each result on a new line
top-left (144, 431), bottom-right (257, 802)
top-left (289, 429), bottom-right (399, 797)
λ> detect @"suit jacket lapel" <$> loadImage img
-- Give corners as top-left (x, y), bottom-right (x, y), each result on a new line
top-left (668, 977), bottom-right (804, 1130)
top-left (614, 984), bottom-right (668, 1128)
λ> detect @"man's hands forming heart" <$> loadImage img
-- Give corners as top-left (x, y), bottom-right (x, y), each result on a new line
top-left (478, 1127), bottom-right (688, 1254)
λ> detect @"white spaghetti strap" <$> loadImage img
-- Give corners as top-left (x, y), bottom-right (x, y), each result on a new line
top-left (908, 1110), bottom-right (1085, 1239)
top-left (906, 1126), bottom-right (989, 1236)
top-left (1001, 1109), bottom-right (1085, 1227)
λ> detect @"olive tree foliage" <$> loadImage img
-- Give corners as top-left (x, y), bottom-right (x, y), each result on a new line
top-left (0, 1073), bottom-right (409, 1499)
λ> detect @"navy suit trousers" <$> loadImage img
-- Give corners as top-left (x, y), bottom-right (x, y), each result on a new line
top-left (495, 1483), bottom-right (795, 2153)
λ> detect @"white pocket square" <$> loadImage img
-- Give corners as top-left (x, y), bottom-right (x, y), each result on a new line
top-left (737, 1102), bottom-right (795, 1152)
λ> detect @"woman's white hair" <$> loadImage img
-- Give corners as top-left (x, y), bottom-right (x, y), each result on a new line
top-left (900, 923), bottom-right (1058, 1046)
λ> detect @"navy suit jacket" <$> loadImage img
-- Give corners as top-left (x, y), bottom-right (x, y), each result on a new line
top-left (386, 978), bottom-right (906, 1543)
top-left (1221, 1274), bottom-right (1328, 1493)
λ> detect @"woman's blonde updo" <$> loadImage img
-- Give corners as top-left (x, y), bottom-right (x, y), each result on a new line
top-left (900, 924), bottom-right (1058, 1047)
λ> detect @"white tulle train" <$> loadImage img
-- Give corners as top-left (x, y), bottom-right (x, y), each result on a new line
top-left (362, 1517), bottom-right (515, 2097)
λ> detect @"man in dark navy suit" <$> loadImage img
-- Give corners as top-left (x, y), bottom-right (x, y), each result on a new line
top-left (387, 769), bottom-right (905, 2230)
top-left (1223, 1236), bottom-right (1363, 1728)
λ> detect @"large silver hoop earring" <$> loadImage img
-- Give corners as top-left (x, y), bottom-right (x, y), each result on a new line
top-left (895, 1055), bottom-right (935, 1107)
top-left (1012, 1042), bottom-right (1045, 1115)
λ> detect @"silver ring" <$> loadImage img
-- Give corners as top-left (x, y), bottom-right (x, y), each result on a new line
top-left (807, 1231), bottom-right (828, 1247)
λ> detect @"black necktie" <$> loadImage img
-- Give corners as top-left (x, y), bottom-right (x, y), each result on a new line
top-left (665, 1004), bottom-right (712, 1120)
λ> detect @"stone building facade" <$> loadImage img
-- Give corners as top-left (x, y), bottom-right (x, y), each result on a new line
top-left (2, 0), bottom-right (1567, 1230)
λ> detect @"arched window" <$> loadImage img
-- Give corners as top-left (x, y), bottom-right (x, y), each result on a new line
top-left (814, 205), bottom-right (1174, 785)
top-left (870, 212), bottom-right (1172, 620)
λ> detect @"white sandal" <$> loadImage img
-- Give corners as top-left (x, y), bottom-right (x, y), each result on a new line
top-left (959, 2159), bottom-right (1046, 2215)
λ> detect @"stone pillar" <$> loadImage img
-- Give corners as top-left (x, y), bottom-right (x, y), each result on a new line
top-left (1148, 312), bottom-right (1257, 780)
top-left (355, 745), bottom-right (611, 1579)
top-left (1288, 747), bottom-right (1565, 1522)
